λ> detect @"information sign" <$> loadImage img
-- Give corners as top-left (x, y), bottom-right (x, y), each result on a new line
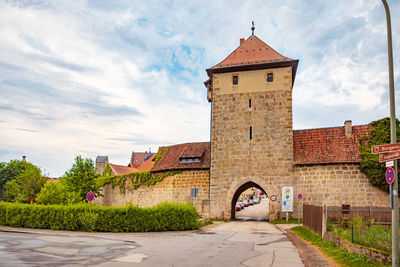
top-left (281, 187), bottom-right (293, 212)
top-left (379, 151), bottom-right (400, 162)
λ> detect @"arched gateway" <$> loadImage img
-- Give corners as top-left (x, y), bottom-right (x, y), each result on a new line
top-left (230, 181), bottom-right (267, 220)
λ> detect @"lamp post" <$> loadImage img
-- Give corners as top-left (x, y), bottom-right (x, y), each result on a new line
top-left (381, 0), bottom-right (398, 266)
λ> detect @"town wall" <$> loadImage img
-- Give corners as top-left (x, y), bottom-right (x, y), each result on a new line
top-left (95, 169), bottom-right (210, 217)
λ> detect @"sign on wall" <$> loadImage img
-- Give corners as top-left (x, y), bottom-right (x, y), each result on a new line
top-left (281, 186), bottom-right (293, 212)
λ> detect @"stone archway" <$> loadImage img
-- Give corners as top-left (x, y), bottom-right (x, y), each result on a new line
top-left (230, 181), bottom-right (268, 220)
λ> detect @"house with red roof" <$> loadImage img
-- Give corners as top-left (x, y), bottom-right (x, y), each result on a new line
top-left (96, 31), bottom-right (388, 221)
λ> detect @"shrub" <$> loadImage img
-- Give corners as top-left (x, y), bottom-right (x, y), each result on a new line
top-left (0, 201), bottom-right (200, 232)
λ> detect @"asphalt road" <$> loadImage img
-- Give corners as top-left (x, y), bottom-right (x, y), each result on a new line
top-left (236, 198), bottom-right (269, 221)
top-left (0, 220), bottom-right (303, 267)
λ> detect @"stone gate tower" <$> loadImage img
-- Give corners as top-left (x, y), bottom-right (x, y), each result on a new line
top-left (205, 35), bottom-right (299, 220)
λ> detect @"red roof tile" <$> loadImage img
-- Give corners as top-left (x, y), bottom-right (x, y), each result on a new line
top-left (151, 142), bottom-right (210, 172)
top-left (293, 125), bottom-right (372, 165)
top-left (130, 152), bottom-right (155, 167)
top-left (210, 35), bottom-right (294, 69)
top-left (109, 163), bottom-right (137, 175)
top-left (136, 154), bottom-right (156, 172)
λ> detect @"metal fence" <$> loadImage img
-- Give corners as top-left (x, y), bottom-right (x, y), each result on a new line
top-left (303, 204), bottom-right (323, 235)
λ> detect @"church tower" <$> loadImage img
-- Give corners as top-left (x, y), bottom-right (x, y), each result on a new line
top-left (205, 32), bottom-right (298, 220)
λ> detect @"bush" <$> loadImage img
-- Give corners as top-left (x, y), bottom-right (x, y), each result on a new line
top-left (36, 181), bottom-right (81, 205)
top-left (0, 201), bottom-right (200, 232)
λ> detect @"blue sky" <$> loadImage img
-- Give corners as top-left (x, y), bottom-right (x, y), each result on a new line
top-left (0, 0), bottom-right (399, 177)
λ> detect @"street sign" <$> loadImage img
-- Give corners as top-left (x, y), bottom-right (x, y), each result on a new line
top-left (297, 193), bottom-right (303, 200)
top-left (191, 188), bottom-right (199, 197)
top-left (86, 192), bottom-right (95, 202)
top-left (379, 151), bottom-right (400, 162)
top-left (386, 161), bottom-right (394, 167)
top-left (270, 195), bottom-right (277, 201)
top-left (281, 187), bottom-right (293, 212)
top-left (386, 167), bottom-right (395, 184)
top-left (372, 142), bottom-right (400, 154)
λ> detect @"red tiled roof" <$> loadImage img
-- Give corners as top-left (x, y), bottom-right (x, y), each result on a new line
top-left (109, 163), bottom-right (137, 175)
top-left (151, 142), bottom-right (210, 172)
top-left (210, 35), bottom-right (294, 69)
top-left (293, 125), bottom-right (372, 165)
top-left (130, 152), bottom-right (155, 167)
top-left (136, 154), bottom-right (156, 172)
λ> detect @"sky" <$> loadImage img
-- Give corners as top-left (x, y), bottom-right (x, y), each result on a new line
top-left (0, 0), bottom-right (399, 177)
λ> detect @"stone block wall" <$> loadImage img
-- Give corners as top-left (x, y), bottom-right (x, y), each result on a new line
top-left (95, 170), bottom-right (210, 217)
top-left (294, 163), bottom-right (388, 216)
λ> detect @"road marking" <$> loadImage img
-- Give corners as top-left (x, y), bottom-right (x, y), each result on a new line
top-left (113, 253), bottom-right (147, 263)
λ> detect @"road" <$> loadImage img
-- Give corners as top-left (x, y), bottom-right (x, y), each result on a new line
top-left (0, 220), bottom-right (304, 267)
top-left (236, 198), bottom-right (269, 221)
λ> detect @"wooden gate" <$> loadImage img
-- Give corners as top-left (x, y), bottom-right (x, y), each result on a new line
top-left (303, 204), bottom-right (323, 236)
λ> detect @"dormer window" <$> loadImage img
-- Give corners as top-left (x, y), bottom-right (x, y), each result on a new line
top-left (267, 73), bottom-right (273, 82)
top-left (233, 75), bottom-right (238, 85)
top-left (180, 157), bottom-right (201, 163)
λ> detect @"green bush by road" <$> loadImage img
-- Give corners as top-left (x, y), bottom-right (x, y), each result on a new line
top-left (0, 202), bottom-right (200, 232)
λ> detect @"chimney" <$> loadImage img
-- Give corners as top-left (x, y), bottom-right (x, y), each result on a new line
top-left (22, 155), bottom-right (26, 162)
top-left (344, 120), bottom-right (352, 138)
top-left (240, 38), bottom-right (245, 45)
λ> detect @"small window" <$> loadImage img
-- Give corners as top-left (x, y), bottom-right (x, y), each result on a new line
top-left (233, 75), bottom-right (238, 85)
top-left (249, 126), bottom-right (252, 140)
top-left (249, 99), bottom-right (252, 108)
top-left (267, 73), bottom-right (273, 82)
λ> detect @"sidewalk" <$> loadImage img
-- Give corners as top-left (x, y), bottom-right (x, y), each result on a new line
top-left (275, 224), bottom-right (338, 267)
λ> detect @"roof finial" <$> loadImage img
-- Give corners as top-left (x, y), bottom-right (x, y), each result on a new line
top-left (251, 21), bottom-right (255, 36)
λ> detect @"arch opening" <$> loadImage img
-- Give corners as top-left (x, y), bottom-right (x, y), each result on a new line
top-left (231, 181), bottom-right (269, 221)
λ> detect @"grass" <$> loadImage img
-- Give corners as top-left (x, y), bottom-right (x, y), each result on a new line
top-left (272, 218), bottom-right (302, 224)
top-left (330, 225), bottom-right (392, 253)
top-left (291, 226), bottom-right (389, 267)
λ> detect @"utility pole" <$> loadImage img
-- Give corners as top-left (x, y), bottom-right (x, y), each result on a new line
top-left (381, 1), bottom-right (398, 266)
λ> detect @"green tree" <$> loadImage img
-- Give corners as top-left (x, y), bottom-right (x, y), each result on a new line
top-left (3, 179), bottom-right (20, 202)
top-left (63, 156), bottom-right (99, 201)
top-left (36, 181), bottom-right (65, 205)
top-left (359, 117), bottom-right (400, 191)
top-left (2, 163), bottom-right (45, 202)
top-left (36, 180), bottom-right (81, 205)
top-left (16, 164), bottom-right (46, 202)
top-left (0, 160), bottom-right (28, 190)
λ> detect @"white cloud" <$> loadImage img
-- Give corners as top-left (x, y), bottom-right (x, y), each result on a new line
top-left (0, 0), bottom-right (399, 176)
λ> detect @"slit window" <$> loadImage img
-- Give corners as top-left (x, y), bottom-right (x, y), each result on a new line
top-left (233, 75), bottom-right (238, 85)
top-left (267, 73), bottom-right (273, 82)
top-left (249, 99), bottom-right (252, 108)
top-left (249, 126), bottom-right (252, 140)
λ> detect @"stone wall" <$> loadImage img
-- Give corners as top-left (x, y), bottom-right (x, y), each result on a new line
top-left (95, 170), bottom-right (210, 217)
top-left (294, 163), bottom-right (388, 212)
top-left (210, 67), bottom-right (294, 220)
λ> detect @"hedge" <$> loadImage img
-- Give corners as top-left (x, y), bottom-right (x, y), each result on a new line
top-left (0, 202), bottom-right (200, 232)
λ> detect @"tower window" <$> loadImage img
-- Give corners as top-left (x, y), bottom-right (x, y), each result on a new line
top-left (249, 126), bottom-right (252, 140)
top-left (233, 75), bottom-right (238, 85)
top-left (249, 99), bottom-right (252, 108)
top-left (267, 73), bottom-right (273, 82)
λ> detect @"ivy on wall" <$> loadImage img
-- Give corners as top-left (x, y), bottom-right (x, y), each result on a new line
top-left (97, 170), bottom-right (181, 194)
top-left (359, 117), bottom-right (400, 192)
top-left (97, 145), bottom-right (177, 193)
top-left (102, 163), bottom-right (113, 176)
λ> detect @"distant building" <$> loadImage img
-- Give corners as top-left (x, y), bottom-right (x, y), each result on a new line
top-left (95, 150), bottom-right (156, 175)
